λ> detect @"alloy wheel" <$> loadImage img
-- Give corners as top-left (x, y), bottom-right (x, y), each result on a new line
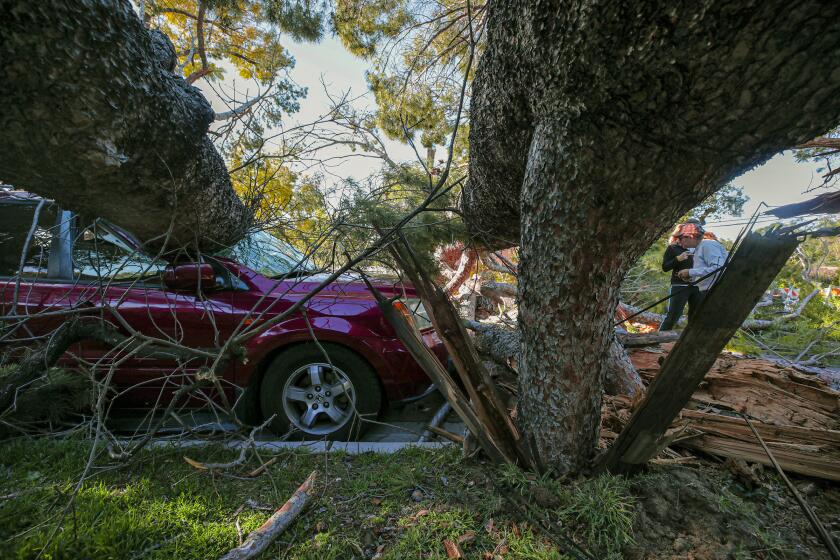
top-left (281, 362), bottom-right (356, 435)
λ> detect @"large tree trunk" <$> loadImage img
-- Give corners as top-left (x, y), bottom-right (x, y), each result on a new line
top-left (0, 0), bottom-right (251, 250)
top-left (466, 1), bottom-right (840, 473)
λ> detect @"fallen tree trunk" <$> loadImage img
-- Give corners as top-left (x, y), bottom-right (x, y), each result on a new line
top-left (600, 345), bottom-right (840, 481)
top-left (682, 413), bottom-right (840, 481)
top-left (617, 331), bottom-right (680, 348)
top-left (0, 0), bottom-right (251, 250)
top-left (219, 471), bottom-right (318, 560)
top-left (615, 303), bottom-right (668, 330)
top-left (630, 346), bottom-right (839, 430)
top-left (466, 320), bottom-right (679, 354)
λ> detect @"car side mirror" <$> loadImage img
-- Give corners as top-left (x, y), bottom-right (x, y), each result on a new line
top-left (162, 263), bottom-right (219, 291)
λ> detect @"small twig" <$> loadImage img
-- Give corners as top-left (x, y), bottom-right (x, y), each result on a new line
top-left (235, 516), bottom-right (243, 546)
top-left (741, 413), bottom-right (840, 560)
top-left (11, 198), bottom-right (46, 316)
top-left (245, 456), bottom-right (279, 478)
top-left (427, 425), bottom-right (463, 444)
top-left (183, 416), bottom-right (274, 471)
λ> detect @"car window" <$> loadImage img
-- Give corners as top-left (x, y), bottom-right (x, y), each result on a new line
top-left (72, 221), bottom-right (167, 283)
top-left (217, 230), bottom-right (314, 278)
top-left (0, 198), bottom-right (59, 279)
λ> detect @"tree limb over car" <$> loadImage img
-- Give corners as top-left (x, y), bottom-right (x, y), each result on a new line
top-left (0, 0), bottom-right (252, 251)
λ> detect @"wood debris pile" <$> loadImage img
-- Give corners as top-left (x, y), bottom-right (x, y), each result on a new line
top-left (602, 344), bottom-right (840, 481)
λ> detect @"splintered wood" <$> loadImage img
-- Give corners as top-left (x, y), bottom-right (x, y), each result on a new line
top-left (602, 344), bottom-right (840, 481)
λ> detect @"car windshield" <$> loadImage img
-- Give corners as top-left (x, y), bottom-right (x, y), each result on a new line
top-left (217, 230), bottom-right (315, 278)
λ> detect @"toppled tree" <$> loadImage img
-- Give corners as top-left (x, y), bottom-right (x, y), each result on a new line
top-left (0, 0), bottom-right (252, 249)
top-left (464, 1), bottom-right (840, 473)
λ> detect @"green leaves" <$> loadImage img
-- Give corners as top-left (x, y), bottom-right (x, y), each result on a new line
top-left (333, 0), bottom-right (412, 58)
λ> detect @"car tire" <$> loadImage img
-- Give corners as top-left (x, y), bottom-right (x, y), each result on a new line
top-left (260, 343), bottom-right (382, 440)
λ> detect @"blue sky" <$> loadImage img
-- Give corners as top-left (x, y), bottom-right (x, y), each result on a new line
top-left (207, 34), bottom-right (828, 241)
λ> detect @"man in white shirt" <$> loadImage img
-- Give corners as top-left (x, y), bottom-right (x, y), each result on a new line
top-left (677, 225), bottom-right (728, 294)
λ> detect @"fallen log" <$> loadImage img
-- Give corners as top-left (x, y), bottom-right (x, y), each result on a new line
top-left (0, 1), bottom-right (252, 249)
top-left (617, 331), bottom-right (680, 348)
top-left (631, 347), bottom-right (839, 429)
top-left (616, 302), bottom-right (667, 329)
top-left (677, 408), bottom-right (839, 480)
top-left (601, 400), bottom-right (840, 481)
top-left (598, 345), bottom-right (840, 481)
top-left (219, 470), bottom-right (318, 560)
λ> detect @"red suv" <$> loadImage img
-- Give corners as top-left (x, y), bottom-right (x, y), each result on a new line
top-left (0, 190), bottom-right (444, 439)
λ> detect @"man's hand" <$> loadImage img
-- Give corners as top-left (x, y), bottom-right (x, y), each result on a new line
top-left (677, 269), bottom-right (691, 281)
top-left (676, 252), bottom-right (689, 262)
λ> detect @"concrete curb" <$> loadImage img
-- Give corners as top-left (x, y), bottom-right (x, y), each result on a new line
top-left (131, 439), bottom-right (453, 454)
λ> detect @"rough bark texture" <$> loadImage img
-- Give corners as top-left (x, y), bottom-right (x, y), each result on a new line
top-left (467, 319), bottom-right (645, 398)
top-left (605, 337), bottom-right (644, 398)
top-left (465, 1), bottom-right (840, 473)
top-left (0, 0), bottom-right (251, 250)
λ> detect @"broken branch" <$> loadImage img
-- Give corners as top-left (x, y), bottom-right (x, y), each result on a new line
top-left (218, 470), bottom-right (318, 560)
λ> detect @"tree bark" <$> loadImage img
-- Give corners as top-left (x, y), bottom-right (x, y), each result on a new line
top-left (466, 0), bottom-right (840, 473)
top-left (518, 119), bottom-right (631, 472)
top-left (0, 0), bottom-right (251, 250)
top-left (605, 337), bottom-right (644, 398)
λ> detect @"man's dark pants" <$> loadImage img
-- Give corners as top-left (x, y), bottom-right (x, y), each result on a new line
top-left (659, 284), bottom-right (703, 330)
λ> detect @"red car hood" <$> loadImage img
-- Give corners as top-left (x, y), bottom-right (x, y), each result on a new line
top-left (269, 272), bottom-right (415, 300)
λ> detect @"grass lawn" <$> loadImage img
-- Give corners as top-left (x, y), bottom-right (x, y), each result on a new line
top-left (1, 437), bottom-right (828, 559)
top-left (0, 438), bottom-right (595, 559)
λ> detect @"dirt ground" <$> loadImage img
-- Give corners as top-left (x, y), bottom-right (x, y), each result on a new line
top-left (623, 463), bottom-right (840, 560)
